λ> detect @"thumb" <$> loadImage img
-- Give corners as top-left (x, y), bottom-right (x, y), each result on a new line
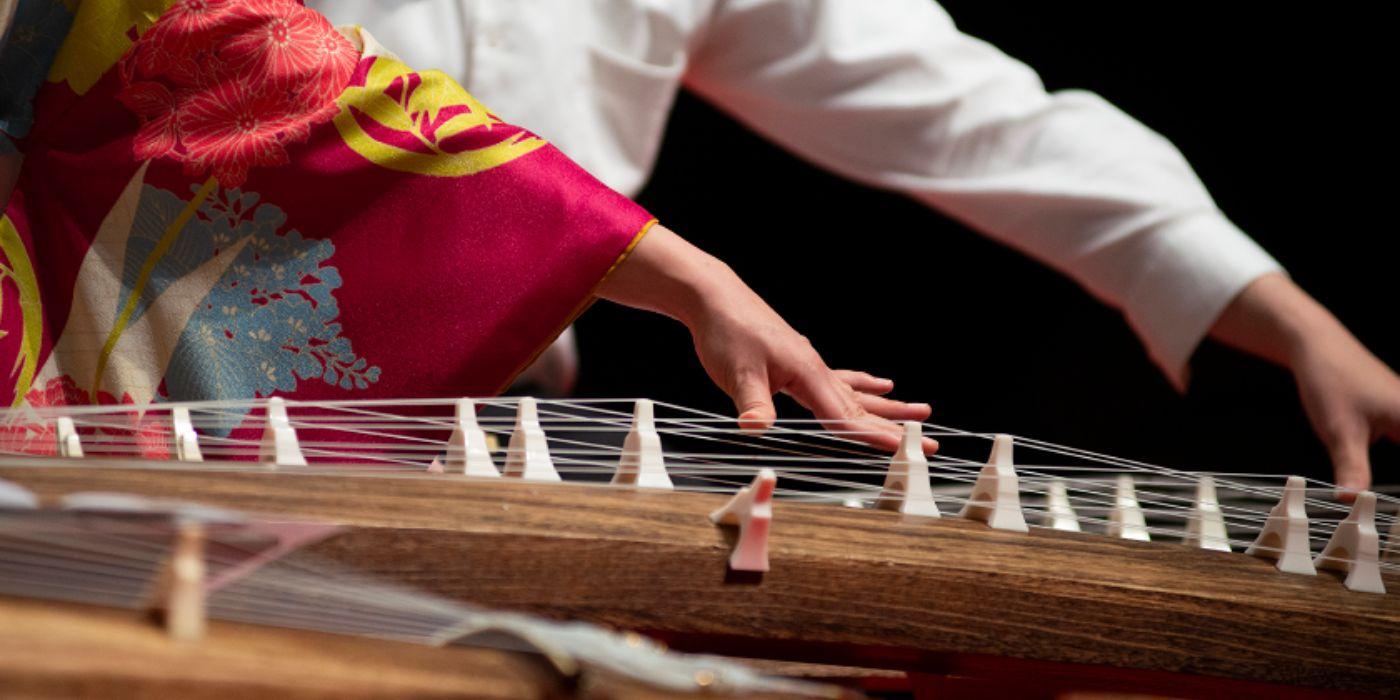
top-left (731, 369), bottom-right (775, 434)
top-left (1327, 427), bottom-right (1372, 498)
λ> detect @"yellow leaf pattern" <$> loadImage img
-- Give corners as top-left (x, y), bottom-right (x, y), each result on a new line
top-left (47, 0), bottom-right (172, 95)
top-left (0, 215), bottom-right (43, 406)
top-left (333, 46), bottom-right (546, 178)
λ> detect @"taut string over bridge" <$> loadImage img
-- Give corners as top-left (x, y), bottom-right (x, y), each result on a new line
top-left (3, 395), bottom-right (1396, 591)
top-left (4, 395), bottom-right (1400, 695)
top-left (0, 486), bottom-right (831, 697)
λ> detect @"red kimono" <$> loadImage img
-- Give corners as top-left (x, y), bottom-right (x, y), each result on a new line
top-left (0, 0), bottom-right (654, 442)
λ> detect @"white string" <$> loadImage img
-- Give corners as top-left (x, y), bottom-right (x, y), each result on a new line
top-left (5, 398), bottom-right (1398, 551)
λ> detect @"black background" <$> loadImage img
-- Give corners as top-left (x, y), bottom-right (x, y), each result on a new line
top-left (572, 3), bottom-right (1397, 482)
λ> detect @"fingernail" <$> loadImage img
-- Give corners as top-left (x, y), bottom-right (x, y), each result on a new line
top-left (737, 411), bottom-right (772, 435)
top-left (1334, 480), bottom-right (1366, 498)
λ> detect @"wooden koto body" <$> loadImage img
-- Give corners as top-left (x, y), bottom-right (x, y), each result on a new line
top-left (3, 462), bottom-right (1397, 697)
top-left (0, 596), bottom-right (570, 699)
top-left (0, 596), bottom-right (819, 700)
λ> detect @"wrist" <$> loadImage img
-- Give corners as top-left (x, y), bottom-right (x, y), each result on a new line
top-left (1259, 280), bottom-right (1342, 366)
top-left (595, 224), bottom-right (740, 329)
top-left (670, 253), bottom-right (743, 331)
top-left (1210, 272), bottom-right (1342, 367)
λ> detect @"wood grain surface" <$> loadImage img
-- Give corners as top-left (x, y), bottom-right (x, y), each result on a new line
top-left (0, 596), bottom-right (839, 699)
top-left (3, 461), bottom-right (1397, 696)
top-left (0, 596), bottom-right (566, 699)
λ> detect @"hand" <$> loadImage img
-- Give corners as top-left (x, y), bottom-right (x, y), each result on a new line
top-left (1210, 273), bottom-right (1400, 493)
top-left (685, 277), bottom-right (935, 452)
top-left (1289, 321), bottom-right (1400, 493)
top-left (597, 225), bottom-right (935, 453)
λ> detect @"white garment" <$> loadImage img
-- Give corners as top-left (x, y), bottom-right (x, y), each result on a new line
top-left (309, 0), bottom-right (1281, 388)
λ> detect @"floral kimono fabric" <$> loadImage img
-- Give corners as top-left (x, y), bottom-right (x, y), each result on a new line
top-left (0, 0), bottom-right (654, 450)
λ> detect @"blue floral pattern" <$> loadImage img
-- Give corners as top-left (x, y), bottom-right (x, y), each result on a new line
top-left (122, 183), bottom-right (380, 433)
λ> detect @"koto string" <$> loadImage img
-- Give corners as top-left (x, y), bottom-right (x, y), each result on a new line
top-left (6, 399), bottom-right (1399, 542)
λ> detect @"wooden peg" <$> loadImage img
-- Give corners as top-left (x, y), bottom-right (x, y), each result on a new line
top-left (1245, 476), bottom-right (1317, 576)
top-left (171, 406), bottom-right (203, 463)
top-left (612, 399), bottom-right (673, 489)
top-left (148, 521), bottom-right (207, 642)
top-left (1042, 478), bottom-right (1081, 532)
top-left (959, 434), bottom-right (1027, 532)
top-left (1183, 475), bottom-right (1231, 552)
top-left (709, 469), bottom-right (776, 572)
top-left (1314, 491), bottom-right (1386, 594)
top-left (502, 397), bottom-right (560, 481)
top-left (446, 398), bottom-right (499, 477)
top-left (55, 416), bottom-right (83, 458)
top-left (1107, 474), bottom-right (1150, 541)
top-left (258, 397), bottom-right (307, 467)
top-left (875, 422), bottom-right (940, 517)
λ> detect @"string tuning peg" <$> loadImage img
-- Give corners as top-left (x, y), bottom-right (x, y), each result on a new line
top-left (709, 469), bottom-right (776, 572)
top-left (1183, 475), bottom-right (1230, 552)
top-left (1107, 474), bottom-right (1150, 541)
top-left (1245, 476), bottom-right (1316, 576)
top-left (147, 521), bottom-right (207, 642)
top-left (612, 399), bottom-right (672, 489)
top-left (55, 416), bottom-right (84, 458)
top-left (1314, 491), bottom-right (1386, 594)
top-left (875, 422), bottom-right (940, 517)
top-left (170, 406), bottom-right (203, 463)
top-left (1042, 478), bottom-right (1081, 532)
top-left (502, 397), bottom-right (560, 481)
top-left (959, 434), bottom-right (1027, 532)
top-left (447, 398), bottom-right (499, 477)
top-left (258, 397), bottom-right (307, 468)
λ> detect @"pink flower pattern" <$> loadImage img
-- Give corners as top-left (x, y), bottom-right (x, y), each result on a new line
top-left (180, 79), bottom-right (294, 186)
top-left (118, 81), bottom-right (181, 160)
top-left (118, 0), bottom-right (357, 187)
top-left (0, 376), bottom-right (171, 460)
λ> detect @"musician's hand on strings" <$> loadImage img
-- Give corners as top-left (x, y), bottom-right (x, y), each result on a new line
top-left (597, 225), bottom-right (935, 454)
top-left (1289, 325), bottom-right (1400, 495)
top-left (1210, 273), bottom-right (1400, 495)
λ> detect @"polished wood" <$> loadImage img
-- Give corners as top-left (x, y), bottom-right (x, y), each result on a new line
top-left (3, 462), bottom-right (1398, 696)
top-left (0, 596), bottom-right (824, 699)
top-left (0, 596), bottom-right (566, 699)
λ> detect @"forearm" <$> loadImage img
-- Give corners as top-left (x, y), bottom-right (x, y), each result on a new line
top-left (1207, 272), bottom-right (1346, 368)
top-left (595, 224), bottom-right (741, 330)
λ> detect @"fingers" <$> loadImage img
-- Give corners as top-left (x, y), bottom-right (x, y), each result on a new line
top-left (834, 369), bottom-right (932, 421)
top-left (832, 370), bottom-right (894, 395)
top-left (854, 392), bottom-right (932, 422)
top-left (1326, 425), bottom-right (1372, 499)
top-left (786, 368), bottom-right (938, 455)
top-left (730, 368), bottom-right (776, 435)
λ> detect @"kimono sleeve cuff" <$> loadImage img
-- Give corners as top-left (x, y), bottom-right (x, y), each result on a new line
top-left (493, 217), bottom-right (658, 394)
top-left (1121, 212), bottom-right (1283, 392)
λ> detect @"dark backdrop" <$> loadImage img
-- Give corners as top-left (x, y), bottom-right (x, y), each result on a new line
top-left (572, 2), bottom-right (1397, 481)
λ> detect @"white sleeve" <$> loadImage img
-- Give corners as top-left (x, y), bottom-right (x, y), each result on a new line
top-left (684, 0), bottom-right (1282, 388)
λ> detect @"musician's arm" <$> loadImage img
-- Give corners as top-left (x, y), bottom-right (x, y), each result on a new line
top-left (596, 224), bottom-right (935, 452)
top-left (683, 0), bottom-right (1400, 483)
top-left (1209, 273), bottom-right (1400, 491)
